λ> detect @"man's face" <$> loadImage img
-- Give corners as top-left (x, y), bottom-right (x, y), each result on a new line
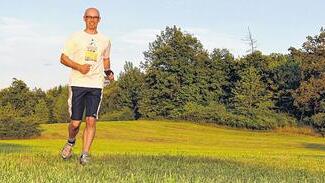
top-left (83, 10), bottom-right (100, 30)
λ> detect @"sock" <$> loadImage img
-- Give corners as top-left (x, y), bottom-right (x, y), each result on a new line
top-left (82, 151), bottom-right (89, 156)
top-left (67, 138), bottom-right (76, 144)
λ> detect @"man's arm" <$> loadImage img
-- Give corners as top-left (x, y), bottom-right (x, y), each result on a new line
top-left (60, 53), bottom-right (90, 74)
top-left (103, 57), bottom-right (114, 81)
top-left (103, 57), bottom-right (110, 70)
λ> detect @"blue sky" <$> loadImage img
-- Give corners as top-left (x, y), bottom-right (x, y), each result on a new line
top-left (1, 0), bottom-right (324, 90)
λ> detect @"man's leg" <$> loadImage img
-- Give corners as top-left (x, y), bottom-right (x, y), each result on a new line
top-left (79, 117), bottom-right (96, 165)
top-left (61, 120), bottom-right (81, 159)
top-left (62, 86), bottom-right (86, 159)
top-left (82, 117), bottom-right (96, 154)
top-left (80, 88), bottom-right (102, 165)
top-left (67, 86), bottom-right (86, 141)
top-left (69, 120), bottom-right (81, 140)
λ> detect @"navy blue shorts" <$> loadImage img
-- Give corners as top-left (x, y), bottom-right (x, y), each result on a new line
top-left (68, 86), bottom-right (103, 120)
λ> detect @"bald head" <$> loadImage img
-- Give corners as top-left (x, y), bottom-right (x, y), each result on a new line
top-left (83, 8), bottom-right (101, 33)
top-left (84, 8), bottom-right (100, 18)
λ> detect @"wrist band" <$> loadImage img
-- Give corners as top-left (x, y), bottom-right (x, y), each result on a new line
top-left (104, 69), bottom-right (114, 76)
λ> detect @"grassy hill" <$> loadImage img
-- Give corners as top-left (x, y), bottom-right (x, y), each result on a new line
top-left (0, 120), bottom-right (324, 182)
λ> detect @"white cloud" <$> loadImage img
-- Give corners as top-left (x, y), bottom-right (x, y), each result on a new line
top-left (0, 17), bottom-right (67, 90)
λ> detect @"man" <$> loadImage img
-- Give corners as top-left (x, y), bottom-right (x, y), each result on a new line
top-left (60, 7), bottom-right (114, 165)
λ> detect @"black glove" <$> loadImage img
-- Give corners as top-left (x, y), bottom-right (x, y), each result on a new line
top-left (104, 69), bottom-right (114, 76)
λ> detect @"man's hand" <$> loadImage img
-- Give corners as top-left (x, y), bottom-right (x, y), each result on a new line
top-left (78, 64), bottom-right (91, 74)
top-left (107, 73), bottom-right (114, 81)
top-left (60, 54), bottom-right (91, 75)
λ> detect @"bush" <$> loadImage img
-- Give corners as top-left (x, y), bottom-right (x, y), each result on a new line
top-left (311, 113), bottom-right (325, 135)
top-left (0, 117), bottom-right (41, 139)
top-left (0, 105), bottom-right (41, 139)
top-left (178, 102), bottom-right (295, 130)
top-left (100, 107), bottom-right (134, 121)
top-left (244, 109), bottom-right (295, 130)
top-left (177, 102), bottom-right (229, 123)
top-left (178, 102), bottom-right (239, 126)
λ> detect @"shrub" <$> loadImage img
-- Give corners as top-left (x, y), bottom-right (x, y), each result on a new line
top-left (177, 102), bottom-right (229, 123)
top-left (0, 105), bottom-right (41, 139)
top-left (311, 113), bottom-right (325, 135)
top-left (100, 107), bottom-right (134, 121)
top-left (178, 102), bottom-right (295, 130)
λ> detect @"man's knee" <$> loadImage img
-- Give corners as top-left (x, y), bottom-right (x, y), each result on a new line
top-left (86, 117), bottom-right (96, 128)
top-left (70, 120), bottom-right (81, 130)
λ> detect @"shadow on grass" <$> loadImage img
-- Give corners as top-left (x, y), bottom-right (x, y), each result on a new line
top-left (0, 143), bottom-right (31, 153)
top-left (304, 143), bottom-right (325, 151)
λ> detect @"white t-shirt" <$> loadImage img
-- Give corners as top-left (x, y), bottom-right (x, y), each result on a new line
top-left (62, 31), bottom-right (111, 89)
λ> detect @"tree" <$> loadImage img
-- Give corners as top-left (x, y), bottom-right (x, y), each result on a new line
top-left (115, 62), bottom-right (145, 119)
top-left (211, 48), bottom-right (236, 104)
top-left (52, 86), bottom-right (70, 123)
top-left (242, 27), bottom-right (257, 54)
top-left (100, 80), bottom-right (119, 115)
top-left (45, 85), bottom-right (69, 123)
top-left (33, 99), bottom-right (50, 123)
top-left (232, 67), bottom-right (273, 113)
top-left (0, 78), bottom-right (36, 117)
top-left (0, 104), bottom-right (41, 139)
top-left (46, 85), bottom-right (64, 123)
top-left (290, 30), bottom-right (325, 119)
top-left (139, 26), bottom-right (226, 118)
top-left (267, 54), bottom-right (301, 114)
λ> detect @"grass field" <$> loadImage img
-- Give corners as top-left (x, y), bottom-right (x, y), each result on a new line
top-left (0, 120), bottom-right (324, 182)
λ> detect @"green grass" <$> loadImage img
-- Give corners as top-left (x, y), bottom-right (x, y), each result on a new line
top-left (1, 120), bottom-right (324, 182)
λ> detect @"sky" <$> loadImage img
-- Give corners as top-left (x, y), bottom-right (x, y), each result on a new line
top-left (0, 0), bottom-right (324, 90)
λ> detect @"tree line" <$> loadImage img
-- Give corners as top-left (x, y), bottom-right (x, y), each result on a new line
top-left (1, 26), bottom-right (325, 138)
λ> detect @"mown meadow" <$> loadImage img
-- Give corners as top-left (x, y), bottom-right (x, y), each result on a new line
top-left (0, 120), bottom-right (324, 182)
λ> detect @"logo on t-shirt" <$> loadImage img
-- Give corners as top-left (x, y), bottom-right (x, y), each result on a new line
top-left (85, 39), bottom-right (98, 62)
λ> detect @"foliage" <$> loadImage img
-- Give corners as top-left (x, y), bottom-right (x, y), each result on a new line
top-left (33, 99), bottom-right (50, 124)
top-left (232, 66), bottom-right (273, 113)
top-left (2, 27), bottom-right (325, 134)
top-left (178, 102), bottom-right (294, 130)
top-left (115, 62), bottom-right (144, 119)
top-left (139, 26), bottom-right (227, 118)
top-left (46, 85), bottom-right (70, 123)
top-left (311, 113), bottom-right (325, 135)
top-left (0, 105), bottom-right (41, 138)
top-left (100, 107), bottom-right (134, 121)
